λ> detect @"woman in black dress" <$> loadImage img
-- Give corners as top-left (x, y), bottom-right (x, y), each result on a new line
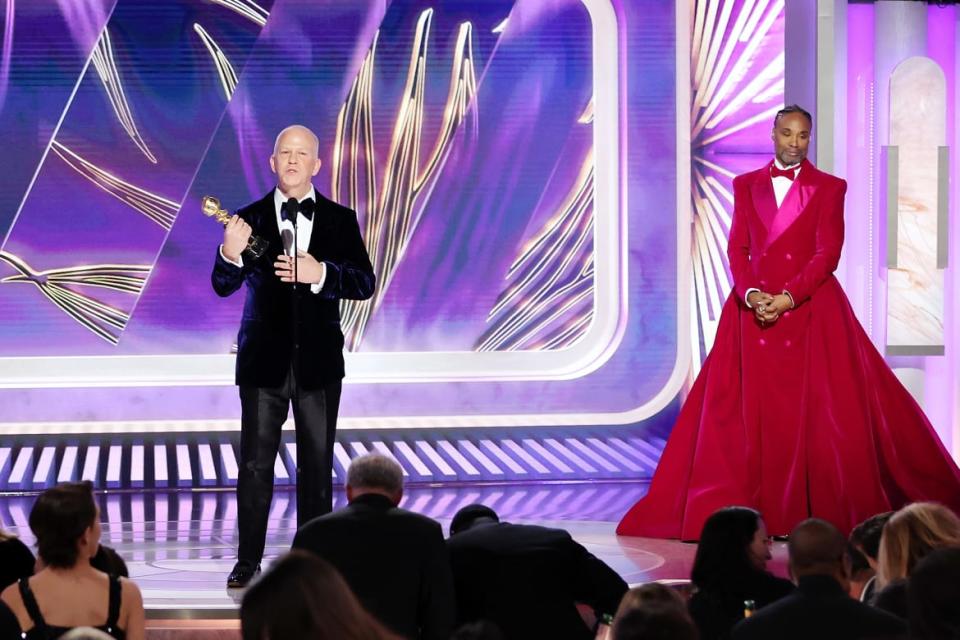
top-left (688, 507), bottom-right (795, 639)
top-left (0, 482), bottom-right (144, 639)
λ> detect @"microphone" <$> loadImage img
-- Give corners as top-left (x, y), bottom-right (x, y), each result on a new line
top-left (280, 229), bottom-right (294, 257)
top-left (282, 197), bottom-right (300, 288)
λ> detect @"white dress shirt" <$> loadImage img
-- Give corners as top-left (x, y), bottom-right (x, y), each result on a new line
top-left (220, 186), bottom-right (326, 292)
top-left (771, 157), bottom-right (800, 207)
top-left (744, 159), bottom-right (800, 307)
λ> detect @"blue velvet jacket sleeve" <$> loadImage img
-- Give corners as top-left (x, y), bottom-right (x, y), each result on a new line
top-left (316, 210), bottom-right (376, 301)
top-left (211, 249), bottom-right (245, 298)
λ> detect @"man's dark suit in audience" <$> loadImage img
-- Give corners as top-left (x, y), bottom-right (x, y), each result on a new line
top-left (446, 504), bottom-right (627, 640)
top-left (292, 454), bottom-right (455, 640)
top-left (732, 518), bottom-right (907, 640)
top-left (907, 547), bottom-right (960, 640)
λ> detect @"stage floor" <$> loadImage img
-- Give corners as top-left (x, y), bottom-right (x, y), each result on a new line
top-left (0, 482), bottom-right (790, 618)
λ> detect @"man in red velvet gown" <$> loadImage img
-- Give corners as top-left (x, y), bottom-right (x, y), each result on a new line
top-left (617, 105), bottom-right (960, 540)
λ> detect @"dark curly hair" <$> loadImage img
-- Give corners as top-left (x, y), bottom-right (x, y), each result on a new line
top-left (691, 506), bottom-right (765, 593)
top-left (29, 481), bottom-right (97, 568)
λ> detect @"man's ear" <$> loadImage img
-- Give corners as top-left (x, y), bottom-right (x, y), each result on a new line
top-left (269, 154), bottom-right (277, 175)
top-left (391, 488), bottom-right (403, 507)
top-left (311, 158), bottom-right (322, 176)
top-left (346, 484), bottom-right (355, 501)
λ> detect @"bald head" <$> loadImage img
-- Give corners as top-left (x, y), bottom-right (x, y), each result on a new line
top-left (789, 518), bottom-right (848, 578)
top-left (273, 125), bottom-right (319, 155)
top-left (270, 125), bottom-right (321, 199)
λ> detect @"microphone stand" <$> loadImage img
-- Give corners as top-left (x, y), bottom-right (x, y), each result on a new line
top-left (286, 198), bottom-right (302, 448)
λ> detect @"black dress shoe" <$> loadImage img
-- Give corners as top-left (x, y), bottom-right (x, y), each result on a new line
top-left (227, 561), bottom-right (261, 588)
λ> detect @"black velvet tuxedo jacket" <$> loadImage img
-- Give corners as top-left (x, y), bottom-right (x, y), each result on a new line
top-left (291, 494), bottom-right (456, 640)
top-left (211, 191), bottom-right (375, 389)
top-left (446, 522), bottom-right (628, 640)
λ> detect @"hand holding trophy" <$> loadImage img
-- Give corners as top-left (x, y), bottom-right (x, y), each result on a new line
top-left (202, 196), bottom-right (269, 260)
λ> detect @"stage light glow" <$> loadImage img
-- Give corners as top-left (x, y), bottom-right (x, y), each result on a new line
top-left (206, 0), bottom-right (268, 26)
top-left (334, 9), bottom-right (478, 351)
top-left (193, 23), bottom-right (239, 100)
top-left (91, 29), bottom-right (157, 164)
top-left (690, 0), bottom-right (784, 373)
top-left (50, 140), bottom-right (179, 229)
top-left (0, 250), bottom-right (150, 344)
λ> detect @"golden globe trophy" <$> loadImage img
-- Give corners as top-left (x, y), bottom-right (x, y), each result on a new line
top-left (201, 195), bottom-right (269, 259)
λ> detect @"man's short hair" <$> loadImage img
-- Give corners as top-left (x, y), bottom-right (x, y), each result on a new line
top-left (789, 518), bottom-right (847, 575)
top-left (450, 504), bottom-right (499, 536)
top-left (850, 511), bottom-right (894, 560)
top-left (346, 453), bottom-right (403, 494)
top-left (774, 104), bottom-right (812, 127)
top-left (847, 541), bottom-right (871, 577)
top-left (272, 124), bottom-right (319, 156)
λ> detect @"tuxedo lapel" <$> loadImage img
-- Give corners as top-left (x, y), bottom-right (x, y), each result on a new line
top-left (306, 193), bottom-right (337, 257)
top-left (751, 162), bottom-right (779, 233)
top-left (765, 159), bottom-right (819, 248)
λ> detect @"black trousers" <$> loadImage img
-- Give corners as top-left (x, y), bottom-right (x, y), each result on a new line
top-left (237, 370), bottom-right (342, 565)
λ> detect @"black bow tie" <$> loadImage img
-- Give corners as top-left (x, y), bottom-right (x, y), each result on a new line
top-left (282, 197), bottom-right (315, 222)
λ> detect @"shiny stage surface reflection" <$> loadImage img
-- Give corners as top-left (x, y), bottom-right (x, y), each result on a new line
top-left (0, 483), bottom-right (789, 617)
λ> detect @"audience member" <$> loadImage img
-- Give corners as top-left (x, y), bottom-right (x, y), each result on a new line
top-left (240, 551), bottom-right (401, 640)
top-left (873, 502), bottom-right (960, 619)
top-left (611, 604), bottom-right (699, 640)
top-left (611, 583), bottom-right (697, 640)
top-left (906, 546), bottom-right (960, 640)
top-left (446, 503), bottom-right (627, 640)
top-left (292, 454), bottom-right (455, 640)
top-left (730, 518), bottom-right (906, 640)
top-left (847, 543), bottom-right (873, 601)
top-left (0, 526), bottom-right (35, 590)
top-left (91, 545), bottom-right (129, 578)
top-left (0, 599), bottom-right (20, 640)
top-left (448, 620), bottom-right (505, 640)
top-left (687, 507), bottom-right (793, 640)
top-left (848, 511), bottom-right (892, 602)
top-left (0, 482), bottom-right (144, 640)
top-left (615, 583), bottom-right (689, 619)
top-left (62, 628), bottom-right (116, 640)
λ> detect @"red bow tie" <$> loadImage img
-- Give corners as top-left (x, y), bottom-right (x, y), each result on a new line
top-left (771, 165), bottom-right (798, 181)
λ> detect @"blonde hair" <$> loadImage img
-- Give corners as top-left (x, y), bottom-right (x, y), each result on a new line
top-left (877, 502), bottom-right (960, 587)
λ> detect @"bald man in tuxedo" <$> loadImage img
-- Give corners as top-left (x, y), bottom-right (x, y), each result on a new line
top-left (213, 125), bottom-right (375, 587)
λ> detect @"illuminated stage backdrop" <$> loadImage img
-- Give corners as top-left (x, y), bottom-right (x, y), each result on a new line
top-left (0, 0), bottom-right (785, 490)
top-left (0, 0), bottom-right (683, 427)
top-left (688, 0), bottom-right (784, 370)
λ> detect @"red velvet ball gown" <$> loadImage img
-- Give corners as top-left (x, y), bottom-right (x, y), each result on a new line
top-left (617, 159), bottom-right (960, 539)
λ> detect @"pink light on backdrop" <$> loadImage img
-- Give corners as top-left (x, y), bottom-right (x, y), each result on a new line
top-left (689, 0), bottom-right (785, 372)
